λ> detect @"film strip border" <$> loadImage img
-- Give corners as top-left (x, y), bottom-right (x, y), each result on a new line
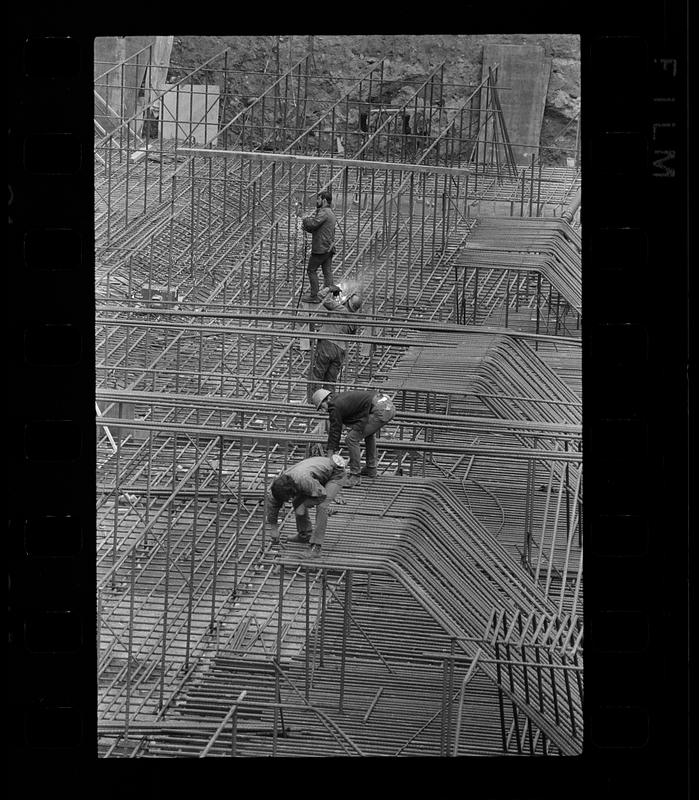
top-left (8, 31), bottom-right (95, 760)
top-left (7, 11), bottom-right (689, 792)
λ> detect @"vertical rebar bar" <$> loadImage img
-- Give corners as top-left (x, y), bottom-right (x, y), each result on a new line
top-left (445, 638), bottom-right (455, 755)
top-left (144, 429), bottom-right (153, 550)
top-left (504, 269), bottom-right (510, 327)
top-left (209, 435), bottom-right (224, 630)
top-left (123, 546), bottom-right (137, 740)
top-left (305, 568), bottom-right (310, 701)
top-left (338, 570), bottom-right (352, 712)
top-left (230, 703), bottom-right (239, 757)
top-left (495, 641), bottom-right (507, 753)
top-left (439, 655), bottom-right (448, 756)
top-left (189, 158), bottom-right (196, 275)
top-left (184, 436), bottom-right (200, 671)
top-left (124, 118), bottom-right (131, 230)
top-left (441, 178), bottom-right (447, 253)
top-left (262, 425), bottom-right (270, 551)
top-left (143, 135), bottom-right (149, 216)
top-left (483, 75), bottom-right (491, 169)
top-left (159, 436), bottom-right (175, 712)
top-left (431, 173), bottom-right (438, 263)
top-left (464, 173), bottom-right (469, 219)
top-left (544, 467), bottom-right (566, 598)
top-left (547, 646), bottom-right (561, 727)
top-left (504, 611), bottom-right (522, 753)
top-left (111, 429), bottom-right (121, 588)
top-left (535, 272), bottom-right (542, 343)
top-left (97, 588), bottom-right (103, 661)
top-left (558, 465), bottom-right (583, 616)
top-left (273, 562), bottom-right (285, 754)
top-left (320, 569), bottom-right (326, 667)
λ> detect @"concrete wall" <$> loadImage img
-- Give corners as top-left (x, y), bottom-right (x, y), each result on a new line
top-left (482, 44), bottom-right (551, 165)
top-left (94, 36), bottom-right (155, 121)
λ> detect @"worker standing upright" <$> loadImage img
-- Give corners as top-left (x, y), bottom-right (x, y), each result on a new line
top-left (311, 284), bottom-right (363, 392)
top-left (265, 454), bottom-right (347, 557)
top-left (311, 388), bottom-right (396, 486)
top-left (300, 190), bottom-right (337, 303)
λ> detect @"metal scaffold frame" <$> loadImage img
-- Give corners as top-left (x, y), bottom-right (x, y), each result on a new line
top-left (95, 41), bottom-right (582, 757)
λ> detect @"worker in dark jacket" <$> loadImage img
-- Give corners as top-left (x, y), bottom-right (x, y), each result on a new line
top-left (311, 388), bottom-right (396, 486)
top-left (265, 454), bottom-right (347, 556)
top-left (300, 190), bottom-right (337, 303)
top-left (311, 284), bottom-right (364, 391)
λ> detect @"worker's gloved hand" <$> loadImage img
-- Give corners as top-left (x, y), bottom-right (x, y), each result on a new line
top-left (295, 503), bottom-right (306, 516)
top-left (269, 524), bottom-right (280, 542)
top-left (333, 493), bottom-right (346, 506)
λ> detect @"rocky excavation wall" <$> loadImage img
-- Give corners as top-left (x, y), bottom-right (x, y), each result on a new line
top-left (169, 34), bottom-right (580, 166)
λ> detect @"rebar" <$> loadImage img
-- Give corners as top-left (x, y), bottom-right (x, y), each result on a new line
top-left (96, 43), bottom-right (582, 758)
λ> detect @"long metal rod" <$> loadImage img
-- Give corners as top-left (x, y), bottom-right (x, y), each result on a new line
top-left (180, 146), bottom-right (473, 177)
top-left (198, 691), bottom-right (247, 758)
top-left (96, 303), bottom-right (581, 345)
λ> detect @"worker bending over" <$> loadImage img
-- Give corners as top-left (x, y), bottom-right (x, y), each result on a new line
top-left (265, 454), bottom-right (347, 557)
top-left (300, 190), bottom-right (337, 303)
top-left (311, 284), bottom-right (363, 391)
top-left (311, 388), bottom-right (396, 486)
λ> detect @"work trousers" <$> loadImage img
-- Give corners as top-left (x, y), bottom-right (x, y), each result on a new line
top-left (265, 481), bottom-right (342, 545)
top-left (312, 339), bottom-right (345, 391)
top-left (345, 403), bottom-right (396, 476)
top-left (307, 251), bottom-right (335, 297)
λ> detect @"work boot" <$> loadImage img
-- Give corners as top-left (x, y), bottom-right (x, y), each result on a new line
top-left (300, 293), bottom-right (321, 304)
top-left (288, 533), bottom-right (311, 544)
top-left (360, 467), bottom-right (377, 478)
top-left (309, 544), bottom-right (322, 558)
top-left (345, 475), bottom-right (361, 488)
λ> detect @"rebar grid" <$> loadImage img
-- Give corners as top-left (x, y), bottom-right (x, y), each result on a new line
top-left (94, 290), bottom-right (584, 752)
top-left (95, 57), bottom-right (577, 283)
top-left (98, 476), bottom-right (582, 756)
top-left (95, 49), bottom-right (320, 246)
top-left (95, 325), bottom-right (581, 747)
top-left (114, 574), bottom-right (508, 757)
top-left (96, 45), bottom-right (582, 757)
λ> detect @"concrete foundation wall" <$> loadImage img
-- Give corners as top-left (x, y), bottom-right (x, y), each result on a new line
top-left (482, 44), bottom-right (551, 165)
top-left (94, 36), bottom-right (155, 122)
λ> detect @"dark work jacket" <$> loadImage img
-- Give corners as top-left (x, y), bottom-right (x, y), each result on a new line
top-left (326, 390), bottom-right (376, 452)
top-left (302, 206), bottom-right (336, 254)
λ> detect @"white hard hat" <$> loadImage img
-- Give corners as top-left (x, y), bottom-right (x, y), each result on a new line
top-left (312, 388), bottom-right (331, 409)
top-left (331, 454), bottom-right (347, 469)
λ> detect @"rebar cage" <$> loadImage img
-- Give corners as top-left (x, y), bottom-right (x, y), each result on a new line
top-left (96, 40), bottom-right (582, 757)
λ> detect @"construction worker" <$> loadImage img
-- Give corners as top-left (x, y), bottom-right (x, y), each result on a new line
top-left (300, 190), bottom-right (337, 304)
top-left (311, 284), bottom-right (363, 392)
top-left (311, 388), bottom-right (396, 486)
top-left (265, 454), bottom-right (348, 557)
